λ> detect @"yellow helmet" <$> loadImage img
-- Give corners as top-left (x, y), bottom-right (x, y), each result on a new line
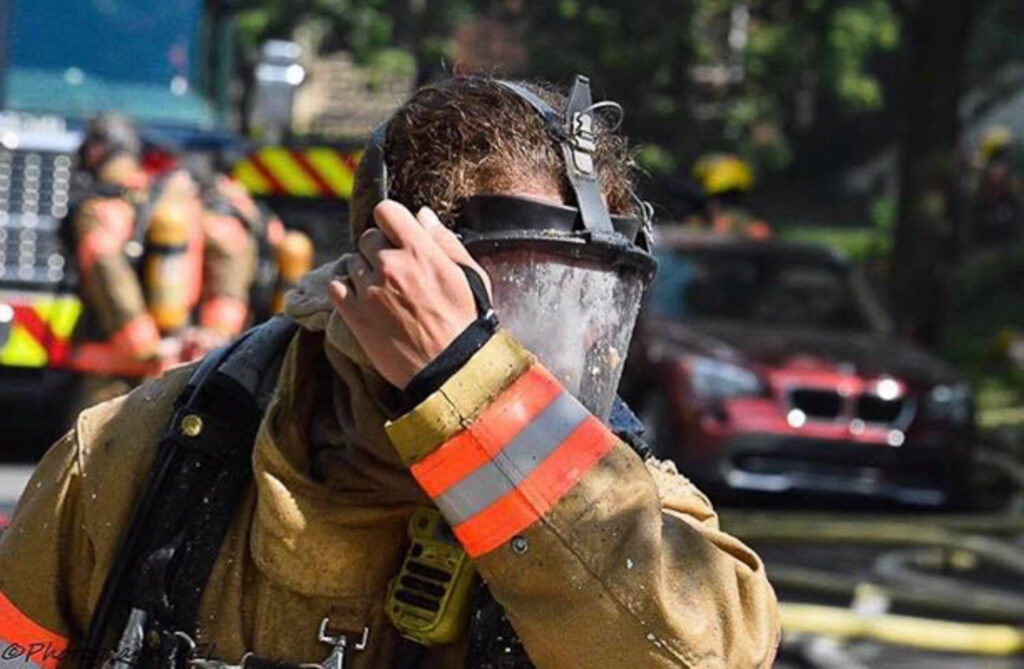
top-left (979, 126), bottom-right (1012, 162)
top-left (692, 153), bottom-right (755, 195)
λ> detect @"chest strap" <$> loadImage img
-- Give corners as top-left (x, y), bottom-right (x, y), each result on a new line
top-left (81, 316), bottom-right (298, 669)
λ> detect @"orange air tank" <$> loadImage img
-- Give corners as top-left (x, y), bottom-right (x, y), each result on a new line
top-left (272, 230), bottom-right (314, 314)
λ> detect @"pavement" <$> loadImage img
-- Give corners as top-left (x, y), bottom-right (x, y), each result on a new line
top-left (0, 464), bottom-right (34, 524)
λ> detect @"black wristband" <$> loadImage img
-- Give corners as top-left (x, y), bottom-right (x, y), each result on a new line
top-left (401, 266), bottom-right (498, 409)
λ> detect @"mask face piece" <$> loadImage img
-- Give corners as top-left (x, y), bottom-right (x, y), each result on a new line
top-left (472, 244), bottom-right (650, 420)
top-left (357, 76), bottom-right (659, 419)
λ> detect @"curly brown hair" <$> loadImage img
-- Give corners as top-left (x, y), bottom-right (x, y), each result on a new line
top-left (349, 76), bottom-right (636, 238)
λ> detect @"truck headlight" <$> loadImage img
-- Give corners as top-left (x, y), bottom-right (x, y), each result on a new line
top-left (922, 383), bottom-right (972, 424)
top-left (687, 356), bottom-right (765, 401)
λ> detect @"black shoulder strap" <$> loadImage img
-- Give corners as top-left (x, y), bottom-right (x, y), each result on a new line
top-left (496, 76), bottom-right (615, 235)
top-left (608, 395), bottom-right (652, 460)
top-left (81, 317), bottom-right (298, 669)
top-left (129, 176), bottom-right (169, 262)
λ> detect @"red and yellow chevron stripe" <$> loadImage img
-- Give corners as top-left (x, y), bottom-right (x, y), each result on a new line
top-left (0, 294), bottom-right (82, 368)
top-left (233, 147), bottom-right (362, 199)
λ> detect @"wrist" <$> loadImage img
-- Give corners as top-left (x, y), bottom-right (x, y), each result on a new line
top-left (402, 309), bottom-right (499, 409)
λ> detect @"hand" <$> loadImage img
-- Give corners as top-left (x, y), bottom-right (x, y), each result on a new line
top-left (156, 335), bottom-right (184, 364)
top-left (329, 200), bottom-right (492, 390)
top-left (179, 327), bottom-right (230, 360)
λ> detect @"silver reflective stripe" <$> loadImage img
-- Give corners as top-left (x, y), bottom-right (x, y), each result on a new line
top-left (435, 391), bottom-right (589, 524)
top-left (0, 640), bottom-right (46, 669)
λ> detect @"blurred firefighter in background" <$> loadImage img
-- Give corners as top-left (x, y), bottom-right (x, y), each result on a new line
top-left (66, 113), bottom-right (258, 411)
top-left (971, 126), bottom-right (1022, 245)
top-left (691, 153), bottom-right (772, 239)
top-left (187, 154), bottom-right (314, 323)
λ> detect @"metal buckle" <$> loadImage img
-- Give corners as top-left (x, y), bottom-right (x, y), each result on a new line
top-left (570, 111), bottom-right (597, 174)
top-left (316, 618), bottom-right (369, 669)
top-left (102, 607), bottom-right (148, 669)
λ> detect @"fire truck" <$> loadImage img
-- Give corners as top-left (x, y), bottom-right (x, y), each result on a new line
top-left (0, 0), bottom-right (362, 455)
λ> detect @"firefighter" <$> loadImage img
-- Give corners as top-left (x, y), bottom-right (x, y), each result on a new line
top-left (971, 126), bottom-right (1021, 245)
top-left (188, 156), bottom-right (310, 323)
top-left (67, 117), bottom-right (258, 409)
top-left (692, 153), bottom-right (772, 239)
top-left (0, 77), bottom-right (779, 668)
top-left (188, 165), bottom-right (261, 355)
top-left (64, 113), bottom-right (186, 407)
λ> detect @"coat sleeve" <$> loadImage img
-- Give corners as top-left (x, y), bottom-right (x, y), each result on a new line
top-left (0, 429), bottom-right (93, 667)
top-left (386, 330), bottom-right (780, 668)
top-left (73, 199), bottom-right (161, 358)
top-left (198, 212), bottom-right (255, 336)
top-left (0, 368), bottom-right (190, 668)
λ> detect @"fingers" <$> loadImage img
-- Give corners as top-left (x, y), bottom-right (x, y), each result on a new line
top-left (344, 253), bottom-right (374, 296)
top-left (416, 207), bottom-right (493, 298)
top-left (357, 228), bottom-right (391, 269)
top-left (373, 200), bottom-right (429, 248)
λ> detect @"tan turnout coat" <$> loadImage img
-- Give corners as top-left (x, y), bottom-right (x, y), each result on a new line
top-left (0, 290), bottom-right (779, 667)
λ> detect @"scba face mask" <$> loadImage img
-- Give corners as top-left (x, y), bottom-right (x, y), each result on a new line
top-left (362, 75), bottom-right (657, 420)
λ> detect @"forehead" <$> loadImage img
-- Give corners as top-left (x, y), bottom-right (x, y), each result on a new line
top-left (493, 185), bottom-right (565, 206)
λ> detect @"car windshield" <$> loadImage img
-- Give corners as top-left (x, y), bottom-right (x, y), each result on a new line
top-left (4, 0), bottom-right (214, 125)
top-left (648, 247), bottom-right (887, 332)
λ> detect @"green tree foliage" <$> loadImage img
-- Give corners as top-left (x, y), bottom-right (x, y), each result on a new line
top-left (235, 0), bottom-right (473, 78)
top-left (233, 0), bottom-right (1023, 188)
top-left (517, 1), bottom-right (697, 165)
top-left (692, 0), bottom-right (901, 174)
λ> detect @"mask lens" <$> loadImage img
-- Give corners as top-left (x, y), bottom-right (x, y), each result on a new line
top-left (475, 247), bottom-right (646, 420)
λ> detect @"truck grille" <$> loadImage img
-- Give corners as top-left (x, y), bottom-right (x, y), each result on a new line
top-left (788, 387), bottom-right (909, 427)
top-left (0, 148), bottom-right (73, 287)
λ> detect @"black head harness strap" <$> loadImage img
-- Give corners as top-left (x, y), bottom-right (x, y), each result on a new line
top-left (364, 122), bottom-right (390, 205)
top-left (361, 75), bottom-right (640, 241)
top-left (496, 76), bottom-right (617, 235)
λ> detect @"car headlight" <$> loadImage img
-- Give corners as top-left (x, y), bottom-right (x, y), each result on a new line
top-left (686, 356), bottom-right (765, 400)
top-left (921, 383), bottom-right (972, 424)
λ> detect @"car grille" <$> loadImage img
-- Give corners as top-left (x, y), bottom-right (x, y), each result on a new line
top-left (790, 389), bottom-right (844, 420)
top-left (0, 148), bottom-right (74, 287)
top-left (856, 395), bottom-right (904, 424)
top-left (788, 386), bottom-right (909, 427)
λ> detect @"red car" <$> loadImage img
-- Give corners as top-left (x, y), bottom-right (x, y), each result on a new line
top-left (622, 231), bottom-right (974, 506)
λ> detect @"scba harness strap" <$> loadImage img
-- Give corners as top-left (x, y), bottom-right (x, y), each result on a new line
top-left (82, 317), bottom-right (296, 669)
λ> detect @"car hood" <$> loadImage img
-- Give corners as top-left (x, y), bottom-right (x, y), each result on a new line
top-left (649, 319), bottom-right (961, 387)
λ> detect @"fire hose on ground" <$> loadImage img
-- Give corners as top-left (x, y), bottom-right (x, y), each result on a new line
top-left (718, 447), bottom-right (1024, 657)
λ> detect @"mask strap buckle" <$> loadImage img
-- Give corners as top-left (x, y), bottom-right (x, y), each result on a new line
top-left (561, 75), bottom-right (615, 235)
top-left (569, 109), bottom-right (597, 175)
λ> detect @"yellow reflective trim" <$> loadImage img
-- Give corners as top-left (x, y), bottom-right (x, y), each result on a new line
top-left (232, 160), bottom-right (272, 196)
top-left (305, 148), bottom-right (358, 199)
top-left (33, 296), bottom-right (83, 338)
top-left (0, 324), bottom-right (48, 367)
top-left (258, 148), bottom-right (319, 197)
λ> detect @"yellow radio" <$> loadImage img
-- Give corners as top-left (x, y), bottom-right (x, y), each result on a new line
top-left (386, 508), bottom-right (477, 646)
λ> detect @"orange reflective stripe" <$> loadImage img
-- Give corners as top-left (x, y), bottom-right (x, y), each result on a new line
top-left (204, 212), bottom-right (252, 250)
top-left (0, 592), bottom-right (68, 669)
top-left (63, 315), bottom-right (163, 377)
top-left (77, 200), bottom-right (134, 274)
top-left (199, 296), bottom-right (248, 335)
top-left (454, 417), bottom-right (615, 557)
top-left (411, 366), bottom-right (563, 497)
top-left (110, 314), bottom-right (161, 357)
top-left (67, 342), bottom-right (164, 377)
top-left (409, 364), bottom-right (617, 557)
top-left (267, 218), bottom-right (286, 248)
